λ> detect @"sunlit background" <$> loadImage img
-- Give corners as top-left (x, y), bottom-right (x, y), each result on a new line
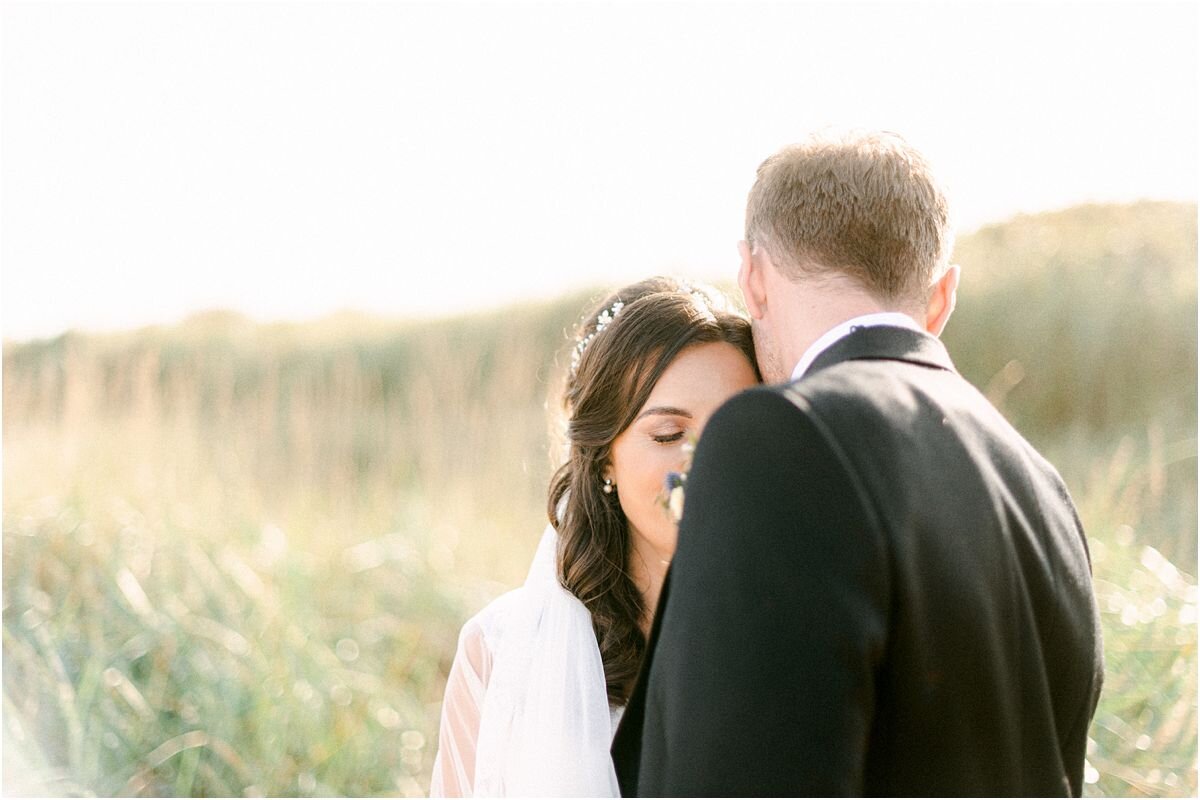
top-left (3, 1), bottom-right (1197, 797)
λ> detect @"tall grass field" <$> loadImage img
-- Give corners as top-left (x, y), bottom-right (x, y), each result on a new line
top-left (3, 201), bottom-right (1196, 796)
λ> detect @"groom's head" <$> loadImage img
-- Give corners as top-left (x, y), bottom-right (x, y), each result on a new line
top-left (737, 130), bottom-right (960, 382)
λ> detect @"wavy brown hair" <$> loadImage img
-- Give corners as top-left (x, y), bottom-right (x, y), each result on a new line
top-left (547, 276), bottom-right (758, 706)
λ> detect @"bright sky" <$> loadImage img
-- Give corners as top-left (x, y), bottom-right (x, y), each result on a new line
top-left (2, 1), bottom-right (1196, 340)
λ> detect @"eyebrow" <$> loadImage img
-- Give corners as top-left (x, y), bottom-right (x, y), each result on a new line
top-left (635, 406), bottom-right (693, 422)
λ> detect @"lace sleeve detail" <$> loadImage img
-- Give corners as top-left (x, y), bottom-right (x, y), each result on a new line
top-left (429, 616), bottom-right (493, 797)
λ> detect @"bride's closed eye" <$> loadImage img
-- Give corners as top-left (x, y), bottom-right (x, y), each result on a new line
top-left (635, 406), bottom-right (693, 444)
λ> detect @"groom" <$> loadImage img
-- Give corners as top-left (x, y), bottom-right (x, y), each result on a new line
top-left (611, 131), bottom-right (1104, 796)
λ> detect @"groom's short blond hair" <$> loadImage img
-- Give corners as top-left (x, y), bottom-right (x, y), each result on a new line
top-left (745, 130), bottom-right (953, 304)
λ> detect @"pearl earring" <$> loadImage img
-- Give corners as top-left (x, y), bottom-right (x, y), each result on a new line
top-left (603, 478), bottom-right (615, 494)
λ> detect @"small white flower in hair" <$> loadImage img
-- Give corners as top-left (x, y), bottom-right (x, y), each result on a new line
top-left (570, 299), bottom-right (626, 376)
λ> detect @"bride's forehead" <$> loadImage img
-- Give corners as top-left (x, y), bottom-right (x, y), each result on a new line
top-left (641, 343), bottom-right (755, 406)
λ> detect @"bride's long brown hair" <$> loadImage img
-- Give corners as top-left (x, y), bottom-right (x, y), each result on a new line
top-left (547, 277), bottom-right (757, 706)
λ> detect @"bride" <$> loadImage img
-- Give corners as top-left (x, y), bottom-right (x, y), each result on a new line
top-left (429, 277), bottom-right (760, 796)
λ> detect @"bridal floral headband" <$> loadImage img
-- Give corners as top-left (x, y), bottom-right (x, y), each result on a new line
top-left (570, 299), bottom-right (625, 376)
top-left (569, 283), bottom-right (720, 377)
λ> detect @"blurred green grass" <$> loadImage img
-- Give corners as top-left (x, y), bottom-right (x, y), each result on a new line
top-left (3, 201), bottom-right (1196, 796)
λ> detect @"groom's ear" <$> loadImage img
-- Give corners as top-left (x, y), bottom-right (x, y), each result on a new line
top-left (925, 263), bottom-right (961, 336)
top-left (738, 240), bottom-right (767, 321)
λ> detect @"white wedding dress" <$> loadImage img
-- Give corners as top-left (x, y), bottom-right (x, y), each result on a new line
top-left (429, 524), bottom-right (623, 797)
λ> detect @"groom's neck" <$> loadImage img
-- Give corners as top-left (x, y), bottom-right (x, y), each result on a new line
top-left (775, 280), bottom-right (922, 373)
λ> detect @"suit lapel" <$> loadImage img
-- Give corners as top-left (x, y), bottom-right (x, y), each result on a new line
top-left (611, 566), bottom-right (672, 794)
top-left (805, 324), bottom-right (956, 380)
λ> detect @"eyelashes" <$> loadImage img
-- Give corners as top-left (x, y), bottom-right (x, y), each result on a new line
top-left (652, 431), bottom-right (685, 444)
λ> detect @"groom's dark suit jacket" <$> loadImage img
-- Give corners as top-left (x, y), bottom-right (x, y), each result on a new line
top-left (611, 325), bottom-right (1104, 797)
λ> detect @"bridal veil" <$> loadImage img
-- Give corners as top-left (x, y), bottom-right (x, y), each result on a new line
top-left (429, 524), bottom-right (622, 797)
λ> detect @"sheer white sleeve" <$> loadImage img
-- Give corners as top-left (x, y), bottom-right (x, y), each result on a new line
top-left (429, 616), bottom-right (493, 797)
top-left (429, 524), bottom-right (621, 797)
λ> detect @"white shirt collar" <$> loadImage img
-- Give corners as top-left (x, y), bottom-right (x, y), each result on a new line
top-left (790, 312), bottom-right (923, 382)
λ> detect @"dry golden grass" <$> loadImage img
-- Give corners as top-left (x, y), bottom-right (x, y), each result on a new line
top-left (3, 202), bottom-right (1196, 796)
